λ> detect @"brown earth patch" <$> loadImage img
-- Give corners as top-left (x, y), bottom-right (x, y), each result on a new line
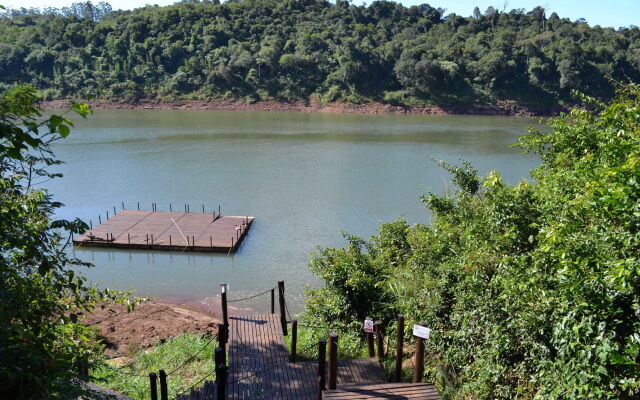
top-left (41, 97), bottom-right (564, 116)
top-left (80, 302), bottom-right (219, 357)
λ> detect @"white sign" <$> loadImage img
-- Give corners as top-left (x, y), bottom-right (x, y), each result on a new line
top-left (413, 325), bottom-right (431, 339)
top-left (364, 319), bottom-right (374, 333)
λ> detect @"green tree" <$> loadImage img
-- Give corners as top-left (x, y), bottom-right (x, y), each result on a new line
top-left (0, 85), bottom-right (132, 398)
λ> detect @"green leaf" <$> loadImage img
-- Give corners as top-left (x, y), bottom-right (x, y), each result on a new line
top-left (58, 124), bottom-right (70, 138)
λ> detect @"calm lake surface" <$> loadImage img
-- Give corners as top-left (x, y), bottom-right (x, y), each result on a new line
top-left (48, 110), bottom-right (541, 313)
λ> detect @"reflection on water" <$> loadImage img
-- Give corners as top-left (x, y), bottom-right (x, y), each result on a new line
top-left (48, 110), bottom-right (541, 313)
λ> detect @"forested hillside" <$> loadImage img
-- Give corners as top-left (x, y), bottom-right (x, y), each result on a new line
top-left (1, 0), bottom-right (639, 110)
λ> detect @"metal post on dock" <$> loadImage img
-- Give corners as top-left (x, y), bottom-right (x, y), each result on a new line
top-left (413, 321), bottom-right (427, 383)
top-left (122, 201), bottom-right (124, 210)
top-left (148, 373), bottom-right (158, 400)
top-left (375, 320), bottom-right (384, 359)
top-left (159, 370), bottom-right (168, 400)
top-left (271, 288), bottom-right (275, 314)
top-left (151, 234), bottom-right (154, 246)
top-left (202, 204), bottom-right (205, 213)
top-left (328, 332), bottom-right (338, 390)
top-left (218, 323), bottom-right (228, 348)
top-left (98, 215), bottom-right (101, 224)
top-left (218, 205), bottom-right (221, 215)
top-left (137, 201), bottom-right (140, 211)
top-left (106, 210), bottom-right (109, 220)
top-left (220, 283), bottom-right (229, 328)
top-left (128, 233), bottom-right (131, 245)
top-left (169, 203), bottom-right (172, 212)
top-left (192, 236), bottom-right (195, 247)
top-left (366, 317), bottom-right (374, 357)
top-left (90, 220), bottom-right (92, 229)
top-left (169, 235), bottom-right (172, 246)
top-left (395, 314), bottom-right (405, 382)
top-left (290, 320), bottom-right (298, 362)
top-left (187, 204), bottom-right (190, 213)
top-left (231, 236), bottom-right (234, 249)
top-left (318, 338), bottom-right (327, 396)
top-left (146, 234), bottom-right (149, 245)
top-left (278, 281), bottom-right (288, 335)
top-left (210, 236), bottom-right (213, 248)
top-left (215, 347), bottom-right (227, 400)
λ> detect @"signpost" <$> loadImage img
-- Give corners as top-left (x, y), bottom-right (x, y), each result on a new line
top-left (412, 324), bottom-right (431, 339)
top-left (364, 319), bottom-right (374, 333)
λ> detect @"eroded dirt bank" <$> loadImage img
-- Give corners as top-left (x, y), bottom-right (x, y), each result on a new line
top-left (80, 302), bottom-right (219, 357)
top-left (42, 98), bottom-right (563, 116)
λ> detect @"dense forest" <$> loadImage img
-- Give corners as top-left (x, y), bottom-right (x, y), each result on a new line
top-left (1, 0), bottom-right (639, 110)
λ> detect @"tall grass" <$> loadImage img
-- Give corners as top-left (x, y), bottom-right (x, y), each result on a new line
top-left (91, 333), bottom-right (216, 399)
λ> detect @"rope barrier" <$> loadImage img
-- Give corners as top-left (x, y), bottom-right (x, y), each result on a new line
top-left (175, 368), bottom-right (217, 398)
top-left (227, 286), bottom-right (276, 303)
top-left (166, 337), bottom-right (215, 376)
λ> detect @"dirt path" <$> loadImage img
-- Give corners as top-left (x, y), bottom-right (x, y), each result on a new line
top-left (80, 302), bottom-right (219, 357)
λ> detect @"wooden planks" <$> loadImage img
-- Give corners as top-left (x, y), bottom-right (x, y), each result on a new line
top-left (179, 313), bottom-right (440, 400)
top-left (322, 383), bottom-right (440, 399)
top-left (72, 210), bottom-right (253, 253)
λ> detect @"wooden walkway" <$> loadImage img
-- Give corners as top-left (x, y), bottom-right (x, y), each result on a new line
top-left (178, 312), bottom-right (441, 399)
top-left (72, 210), bottom-right (253, 253)
top-left (322, 383), bottom-right (440, 399)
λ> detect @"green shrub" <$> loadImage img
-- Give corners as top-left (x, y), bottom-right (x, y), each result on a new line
top-left (304, 84), bottom-right (640, 399)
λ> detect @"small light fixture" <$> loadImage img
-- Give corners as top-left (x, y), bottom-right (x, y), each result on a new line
top-left (220, 283), bottom-right (229, 294)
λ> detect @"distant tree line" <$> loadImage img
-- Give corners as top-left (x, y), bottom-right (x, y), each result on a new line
top-left (1, 0), bottom-right (639, 108)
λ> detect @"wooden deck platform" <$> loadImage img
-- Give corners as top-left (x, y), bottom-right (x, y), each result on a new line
top-left (179, 313), bottom-right (440, 400)
top-left (72, 210), bottom-right (253, 253)
top-left (322, 383), bottom-right (441, 399)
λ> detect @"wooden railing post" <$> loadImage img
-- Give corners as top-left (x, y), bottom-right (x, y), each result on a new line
top-left (413, 321), bottom-right (427, 383)
top-left (366, 317), bottom-right (374, 357)
top-left (328, 332), bottom-right (338, 390)
top-left (217, 324), bottom-right (227, 365)
top-left (220, 283), bottom-right (229, 328)
top-left (395, 314), bottom-right (405, 382)
top-left (271, 288), bottom-right (275, 314)
top-left (278, 281), bottom-right (288, 336)
top-left (375, 320), bottom-right (384, 359)
top-left (215, 346), bottom-right (227, 398)
top-left (290, 320), bottom-right (298, 362)
top-left (149, 372), bottom-right (158, 400)
top-left (159, 369), bottom-right (168, 400)
top-left (216, 364), bottom-right (227, 400)
top-left (317, 338), bottom-right (327, 398)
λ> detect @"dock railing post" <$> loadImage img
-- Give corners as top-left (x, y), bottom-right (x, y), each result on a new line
top-left (220, 283), bottom-right (229, 328)
top-left (328, 332), bottom-right (338, 390)
top-left (317, 337), bottom-right (327, 398)
top-left (271, 288), bottom-right (275, 314)
top-left (375, 320), bottom-right (384, 359)
top-left (413, 321), bottom-right (427, 383)
top-left (149, 372), bottom-right (158, 400)
top-left (159, 369), bottom-right (168, 400)
top-left (278, 281), bottom-right (288, 336)
top-left (395, 314), bottom-right (405, 382)
top-left (290, 320), bottom-right (298, 362)
top-left (366, 317), bottom-right (374, 357)
top-left (215, 347), bottom-right (227, 400)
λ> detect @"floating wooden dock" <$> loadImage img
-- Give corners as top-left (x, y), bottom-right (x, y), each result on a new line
top-left (72, 209), bottom-right (254, 253)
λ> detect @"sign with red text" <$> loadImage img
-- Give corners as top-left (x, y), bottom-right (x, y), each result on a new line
top-left (364, 319), bottom-right (374, 333)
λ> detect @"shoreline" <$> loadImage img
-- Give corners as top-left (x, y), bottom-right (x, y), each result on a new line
top-left (41, 98), bottom-right (564, 116)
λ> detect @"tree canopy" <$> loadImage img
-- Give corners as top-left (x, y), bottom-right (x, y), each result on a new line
top-left (0, 0), bottom-right (639, 109)
top-left (303, 84), bottom-right (640, 398)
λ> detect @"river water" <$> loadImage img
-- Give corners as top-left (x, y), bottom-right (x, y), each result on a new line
top-left (47, 110), bottom-right (541, 313)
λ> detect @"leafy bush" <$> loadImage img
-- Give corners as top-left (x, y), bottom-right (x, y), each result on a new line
top-left (0, 85), bottom-right (132, 397)
top-left (303, 84), bottom-right (640, 398)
